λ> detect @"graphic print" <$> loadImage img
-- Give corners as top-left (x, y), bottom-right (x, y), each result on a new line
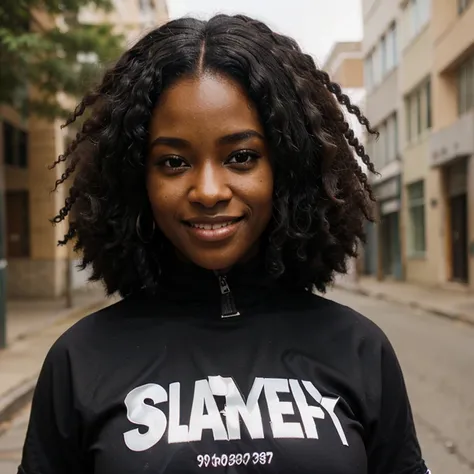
top-left (123, 376), bottom-right (349, 452)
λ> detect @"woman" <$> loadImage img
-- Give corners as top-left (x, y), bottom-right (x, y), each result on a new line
top-left (19, 14), bottom-right (429, 474)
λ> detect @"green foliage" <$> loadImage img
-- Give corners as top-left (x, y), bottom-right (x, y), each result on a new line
top-left (0, 0), bottom-right (123, 118)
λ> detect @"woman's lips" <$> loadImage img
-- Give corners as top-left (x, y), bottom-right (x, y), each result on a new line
top-left (183, 217), bottom-right (244, 242)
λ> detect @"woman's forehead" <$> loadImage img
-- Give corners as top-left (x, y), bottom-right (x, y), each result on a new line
top-left (149, 74), bottom-right (263, 138)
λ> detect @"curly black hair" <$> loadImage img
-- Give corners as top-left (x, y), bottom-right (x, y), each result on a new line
top-left (51, 14), bottom-right (378, 297)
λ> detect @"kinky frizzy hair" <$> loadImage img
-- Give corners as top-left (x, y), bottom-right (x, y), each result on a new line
top-left (51, 14), bottom-right (378, 297)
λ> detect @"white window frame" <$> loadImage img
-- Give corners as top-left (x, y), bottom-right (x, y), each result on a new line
top-left (405, 78), bottom-right (432, 144)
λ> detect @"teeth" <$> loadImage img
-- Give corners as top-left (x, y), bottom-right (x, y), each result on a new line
top-left (190, 221), bottom-right (235, 230)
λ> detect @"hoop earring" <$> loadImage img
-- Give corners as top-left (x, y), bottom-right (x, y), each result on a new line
top-left (136, 212), bottom-right (156, 244)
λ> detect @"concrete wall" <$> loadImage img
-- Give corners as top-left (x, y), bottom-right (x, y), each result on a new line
top-left (332, 58), bottom-right (364, 89)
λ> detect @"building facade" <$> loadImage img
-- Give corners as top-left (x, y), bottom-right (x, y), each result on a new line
top-left (429, 0), bottom-right (474, 289)
top-left (0, 0), bottom-right (169, 299)
top-left (362, 0), bottom-right (474, 291)
top-left (363, 0), bottom-right (403, 280)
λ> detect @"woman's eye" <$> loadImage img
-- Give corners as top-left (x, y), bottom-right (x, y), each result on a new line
top-left (161, 157), bottom-right (188, 169)
top-left (227, 151), bottom-right (260, 165)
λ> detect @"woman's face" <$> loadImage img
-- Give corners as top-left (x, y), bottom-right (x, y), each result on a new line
top-left (146, 73), bottom-right (274, 271)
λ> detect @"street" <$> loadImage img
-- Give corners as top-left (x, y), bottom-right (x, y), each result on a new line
top-left (0, 289), bottom-right (473, 473)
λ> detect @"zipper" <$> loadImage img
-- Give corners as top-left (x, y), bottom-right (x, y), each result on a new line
top-left (215, 273), bottom-right (240, 319)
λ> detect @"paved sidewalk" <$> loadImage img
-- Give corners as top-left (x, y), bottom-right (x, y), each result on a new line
top-left (0, 402), bottom-right (30, 473)
top-left (0, 286), bottom-right (118, 424)
top-left (334, 275), bottom-right (474, 326)
top-left (6, 285), bottom-right (107, 345)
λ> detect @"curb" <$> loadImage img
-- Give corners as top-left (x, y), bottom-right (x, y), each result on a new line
top-left (0, 298), bottom-right (110, 426)
top-left (335, 284), bottom-right (474, 327)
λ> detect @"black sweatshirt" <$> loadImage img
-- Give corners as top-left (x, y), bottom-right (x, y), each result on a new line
top-left (18, 261), bottom-right (430, 474)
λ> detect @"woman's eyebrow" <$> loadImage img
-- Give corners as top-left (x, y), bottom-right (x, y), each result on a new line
top-left (217, 130), bottom-right (265, 145)
top-left (149, 136), bottom-right (191, 149)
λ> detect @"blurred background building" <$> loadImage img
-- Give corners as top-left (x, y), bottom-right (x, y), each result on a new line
top-left (0, 0), bottom-right (169, 300)
top-left (361, 0), bottom-right (474, 292)
top-left (363, 0), bottom-right (402, 281)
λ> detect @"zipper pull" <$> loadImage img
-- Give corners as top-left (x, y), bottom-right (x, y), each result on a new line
top-left (216, 273), bottom-right (240, 319)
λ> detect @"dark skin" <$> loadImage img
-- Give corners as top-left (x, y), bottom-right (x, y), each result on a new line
top-left (146, 73), bottom-right (274, 271)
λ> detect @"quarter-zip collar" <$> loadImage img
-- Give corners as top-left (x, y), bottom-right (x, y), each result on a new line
top-left (156, 254), bottom-right (278, 317)
top-left (214, 272), bottom-right (240, 318)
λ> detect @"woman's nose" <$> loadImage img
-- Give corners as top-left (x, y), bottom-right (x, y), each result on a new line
top-left (188, 162), bottom-right (232, 208)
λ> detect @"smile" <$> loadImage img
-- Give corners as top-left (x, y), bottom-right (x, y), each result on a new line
top-left (183, 216), bottom-right (244, 242)
top-left (188, 221), bottom-right (237, 230)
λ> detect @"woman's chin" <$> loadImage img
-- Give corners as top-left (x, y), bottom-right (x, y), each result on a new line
top-left (190, 258), bottom-right (236, 273)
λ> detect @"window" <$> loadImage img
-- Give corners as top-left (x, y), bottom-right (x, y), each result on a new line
top-left (378, 122), bottom-right (387, 168)
top-left (365, 54), bottom-right (374, 91)
top-left (3, 122), bottom-right (15, 165)
top-left (387, 114), bottom-right (398, 162)
top-left (384, 23), bottom-right (398, 74)
top-left (407, 181), bottom-right (426, 256)
top-left (380, 35), bottom-right (387, 76)
top-left (18, 131), bottom-right (28, 167)
top-left (2, 121), bottom-right (28, 168)
top-left (459, 0), bottom-right (473, 14)
top-left (457, 55), bottom-right (474, 115)
top-left (393, 114), bottom-right (399, 156)
top-left (405, 0), bottom-right (431, 45)
top-left (416, 89), bottom-right (422, 135)
top-left (372, 113), bottom-right (398, 169)
top-left (385, 32), bottom-right (393, 73)
top-left (386, 119), bottom-right (393, 167)
top-left (373, 45), bottom-right (381, 86)
top-left (410, 0), bottom-right (420, 35)
top-left (426, 80), bottom-right (432, 128)
top-left (406, 97), bottom-right (412, 143)
top-left (6, 191), bottom-right (30, 258)
top-left (388, 23), bottom-right (398, 69)
top-left (138, 0), bottom-right (153, 14)
top-left (365, 23), bottom-right (399, 91)
top-left (405, 79), bottom-right (432, 143)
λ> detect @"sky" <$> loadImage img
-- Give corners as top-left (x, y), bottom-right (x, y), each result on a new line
top-left (166, 0), bottom-right (363, 65)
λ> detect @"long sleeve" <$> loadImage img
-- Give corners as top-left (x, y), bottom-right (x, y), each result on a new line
top-left (18, 337), bottom-right (87, 474)
top-left (365, 335), bottom-right (430, 474)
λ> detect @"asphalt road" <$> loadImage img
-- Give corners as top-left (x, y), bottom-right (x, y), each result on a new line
top-left (0, 288), bottom-right (473, 473)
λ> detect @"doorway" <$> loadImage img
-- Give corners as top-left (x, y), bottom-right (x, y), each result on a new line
top-left (381, 211), bottom-right (402, 279)
top-left (450, 193), bottom-right (468, 283)
top-left (6, 191), bottom-right (29, 257)
top-left (446, 159), bottom-right (469, 284)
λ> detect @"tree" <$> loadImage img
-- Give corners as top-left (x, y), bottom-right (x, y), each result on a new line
top-left (0, 0), bottom-right (124, 118)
